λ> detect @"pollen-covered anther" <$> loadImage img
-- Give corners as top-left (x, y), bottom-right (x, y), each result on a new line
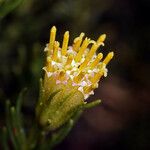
top-left (61, 31), bottom-right (69, 56)
top-left (74, 37), bottom-right (91, 62)
top-left (97, 34), bottom-right (106, 44)
top-left (89, 53), bottom-right (103, 69)
top-left (103, 52), bottom-right (114, 65)
top-left (46, 57), bottom-right (53, 72)
top-left (48, 26), bottom-right (56, 55)
top-left (73, 72), bottom-right (85, 83)
top-left (79, 43), bottom-right (100, 71)
top-left (65, 54), bottom-right (74, 67)
top-left (73, 32), bottom-right (85, 52)
top-left (52, 41), bottom-right (60, 61)
top-left (44, 26), bottom-right (114, 99)
top-left (83, 84), bottom-right (97, 94)
top-left (90, 70), bottom-right (104, 84)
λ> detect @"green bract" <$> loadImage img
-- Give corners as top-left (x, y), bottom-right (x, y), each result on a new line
top-left (36, 75), bottom-right (84, 131)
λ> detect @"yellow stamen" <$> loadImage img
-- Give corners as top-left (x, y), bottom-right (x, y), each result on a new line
top-left (79, 43), bottom-right (99, 71)
top-left (48, 26), bottom-right (56, 55)
top-left (90, 70), bottom-right (104, 83)
top-left (83, 85), bottom-right (96, 94)
top-left (73, 32), bottom-right (85, 52)
top-left (61, 31), bottom-right (69, 56)
top-left (73, 72), bottom-right (84, 83)
top-left (89, 53), bottom-right (103, 69)
top-left (46, 57), bottom-right (53, 72)
top-left (75, 38), bottom-right (91, 62)
top-left (52, 41), bottom-right (60, 61)
top-left (97, 34), bottom-right (106, 43)
top-left (66, 54), bottom-right (74, 66)
top-left (98, 62), bottom-right (104, 70)
top-left (86, 43), bottom-right (100, 60)
top-left (103, 52), bottom-right (114, 65)
top-left (79, 59), bottom-right (89, 71)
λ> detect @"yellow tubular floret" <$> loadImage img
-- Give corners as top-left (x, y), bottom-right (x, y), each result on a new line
top-left (66, 54), bottom-right (74, 66)
top-left (86, 43), bottom-right (100, 60)
top-left (48, 26), bottom-right (56, 55)
top-left (79, 43), bottom-right (99, 71)
top-left (73, 32), bottom-right (85, 51)
top-left (52, 41), bottom-right (60, 61)
top-left (103, 52), bottom-right (114, 65)
top-left (83, 86), bottom-right (93, 94)
top-left (75, 37), bottom-right (91, 62)
top-left (61, 31), bottom-right (69, 56)
top-left (46, 57), bottom-right (53, 72)
top-left (79, 58), bottom-right (89, 71)
top-left (83, 85), bottom-right (96, 94)
top-left (73, 72), bottom-right (85, 83)
top-left (97, 34), bottom-right (106, 43)
top-left (89, 53), bottom-right (103, 69)
top-left (90, 70), bottom-right (104, 84)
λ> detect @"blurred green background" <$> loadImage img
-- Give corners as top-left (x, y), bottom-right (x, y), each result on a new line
top-left (0, 0), bottom-right (150, 150)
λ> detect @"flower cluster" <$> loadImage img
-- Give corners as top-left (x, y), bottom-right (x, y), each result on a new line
top-left (44, 26), bottom-right (114, 99)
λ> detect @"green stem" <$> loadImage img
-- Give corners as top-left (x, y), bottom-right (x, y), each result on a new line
top-left (1, 127), bottom-right (9, 150)
top-left (10, 107), bottom-right (23, 149)
top-left (6, 101), bottom-right (19, 150)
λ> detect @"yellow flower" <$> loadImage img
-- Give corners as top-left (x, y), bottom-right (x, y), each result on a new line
top-left (36, 26), bottom-right (114, 131)
top-left (44, 26), bottom-right (114, 100)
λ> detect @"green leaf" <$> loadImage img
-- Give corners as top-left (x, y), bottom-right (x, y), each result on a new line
top-left (10, 107), bottom-right (21, 148)
top-left (16, 88), bottom-right (27, 118)
top-left (48, 119), bottom-right (74, 149)
top-left (83, 99), bottom-right (101, 109)
top-left (27, 124), bottom-right (40, 150)
top-left (0, 0), bottom-right (24, 18)
top-left (5, 89), bottom-right (27, 150)
top-left (0, 127), bottom-right (9, 150)
top-left (15, 88), bottom-right (27, 149)
top-left (6, 100), bottom-right (19, 150)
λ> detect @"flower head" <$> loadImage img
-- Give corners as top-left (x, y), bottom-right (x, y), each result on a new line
top-left (44, 26), bottom-right (114, 99)
top-left (36, 26), bottom-right (114, 131)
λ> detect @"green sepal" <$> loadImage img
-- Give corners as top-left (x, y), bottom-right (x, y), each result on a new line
top-left (36, 76), bottom-right (84, 131)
